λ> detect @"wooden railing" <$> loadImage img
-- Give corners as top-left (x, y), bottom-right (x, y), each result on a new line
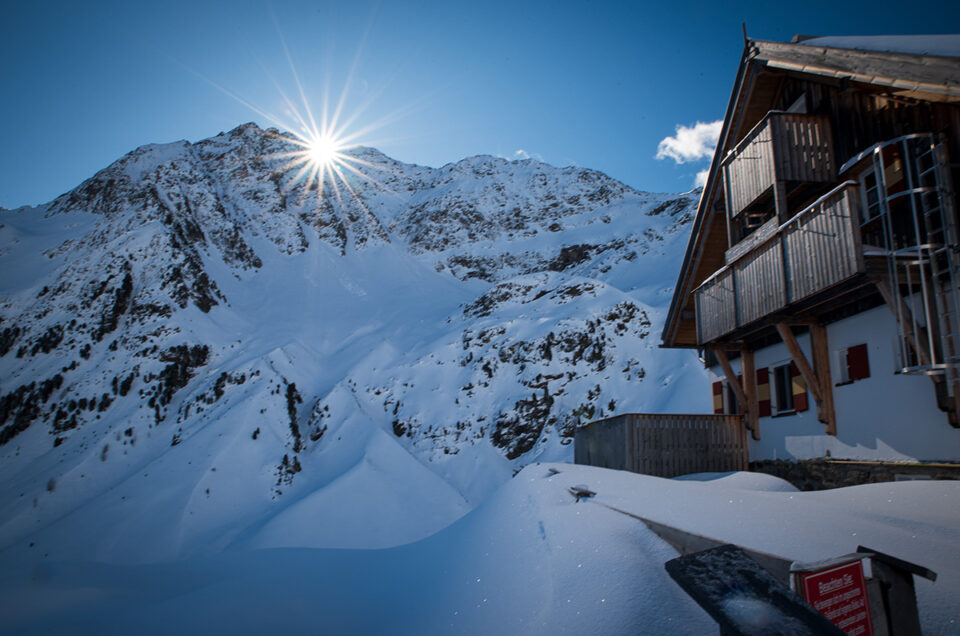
top-left (695, 181), bottom-right (864, 344)
top-left (695, 269), bottom-right (739, 345)
top-left (722, 112), bottom-right (835, 219)
top-left (574, 413), bottom-right (747, 478)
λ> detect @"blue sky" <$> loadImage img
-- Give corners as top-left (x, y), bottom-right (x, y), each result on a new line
top-left (2, 0), bottom-right (959, 208)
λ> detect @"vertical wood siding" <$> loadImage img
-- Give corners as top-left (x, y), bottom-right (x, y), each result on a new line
top-left (694, 183), bottom-right (863, 345)
top-left (734, 239), bottom-right (786, 325)
top-left (723, 113), bottom-right (834, 219)
top-left (723, 120), bottom-right (775, 218)
top-left (775, 77), bottom-right (941, 170)
top-left (575, 414), bottom-right (748, 478)
top-left (783, 185), bottom-right (861, 303)
top-left (771, 114), bottom-right (835, 183)
top-left (696, 269), bottom-right (737, 343)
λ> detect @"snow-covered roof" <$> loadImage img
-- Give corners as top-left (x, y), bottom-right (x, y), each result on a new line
top-left (798, 34), bottom-right (960, 58)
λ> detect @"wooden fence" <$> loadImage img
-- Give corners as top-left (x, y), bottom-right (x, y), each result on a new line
top-left (574, 413), bottom-right (748, 478)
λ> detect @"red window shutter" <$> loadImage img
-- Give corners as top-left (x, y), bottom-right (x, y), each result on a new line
top-left (790, 362), bottom-right (809, 412)
top-left (756, 367), bottom-right (771, 417)
top-left (847, 344), bottom-right (870, 381)
top-left (712, 381), bottom-right (723, 414)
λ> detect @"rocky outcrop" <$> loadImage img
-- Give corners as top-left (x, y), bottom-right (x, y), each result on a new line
top-left (0, 121), bottom-right (698, 520)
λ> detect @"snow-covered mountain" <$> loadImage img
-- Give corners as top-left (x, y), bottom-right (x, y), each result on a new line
top-left (0, 122), bottom-right (706, 563)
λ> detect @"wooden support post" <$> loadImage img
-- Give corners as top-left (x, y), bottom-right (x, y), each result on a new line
top-left (741, 349), bottom-right (761, 440)
top-left (773, 181), bottom-right (789, 224)
top-left (857, 545), bottom-right (937, 636)
top-left (713, 348), bottom-right (752, 435)
top-left (950, 379), bottom-right (960, 428)
top-left (775, 323), bottom-right (823, 406)
top-left (723, 168), bottom-right (735, 250)
top-left (809, 323), bottom-right (837, 436)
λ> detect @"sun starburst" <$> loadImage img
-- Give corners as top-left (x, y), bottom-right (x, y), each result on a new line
top-left (182, 14), bottom-right (414, 209)
top-left (308, 134), bottom-right (341, 167)
top-left (271, 120), bottom-right (380, 208)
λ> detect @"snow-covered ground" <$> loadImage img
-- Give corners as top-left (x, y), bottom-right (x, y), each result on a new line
top-left (4, 124), bottom-right (955, 634)
top-left (1, 464), bottom-right (957, 635)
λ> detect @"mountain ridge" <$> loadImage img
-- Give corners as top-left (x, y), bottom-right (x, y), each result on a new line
top-left (0, 122), bottom-right (705, 562)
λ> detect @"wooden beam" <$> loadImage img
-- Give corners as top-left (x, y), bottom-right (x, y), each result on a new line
top-left (773, 179), bottom-right (789, 224)
top-left (950, 380), bottom-right (960, 428)
top-left (775, 322), bottom-right (823, 406)
top-left (741, 350), bottom-right (761, 440)
top-left (809, 323), bottom-right (838, 436)
top-left (723, 166), bottom-right (735, 250)
top-left (714, 349), bottom-right (748, 407)
top-left (713, 348), bottom-right (753, 435)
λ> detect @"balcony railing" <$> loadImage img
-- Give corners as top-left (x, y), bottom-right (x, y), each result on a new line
top-left (695, 181), bottom-right (864, 344)
top-left (722, 112), bottom-right (835, 219)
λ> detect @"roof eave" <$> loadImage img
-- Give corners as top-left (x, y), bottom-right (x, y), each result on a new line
top-left (661, 43), bottom-right (758, 348)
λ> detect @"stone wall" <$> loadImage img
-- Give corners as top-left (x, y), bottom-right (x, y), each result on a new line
top-left (749, 459), bottom-right (960, 491)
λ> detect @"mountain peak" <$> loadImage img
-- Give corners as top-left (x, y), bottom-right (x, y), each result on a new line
top-left (0, 123), bottom-right (700, 563)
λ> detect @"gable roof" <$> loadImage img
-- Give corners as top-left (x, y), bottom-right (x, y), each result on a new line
top-left (756, 37), bottom-right (960, 100)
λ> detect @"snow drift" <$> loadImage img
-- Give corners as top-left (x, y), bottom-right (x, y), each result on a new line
top-left (2, 465), bottom-right (958, 634)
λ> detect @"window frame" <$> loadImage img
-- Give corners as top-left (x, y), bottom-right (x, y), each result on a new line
top-left (771, 361), bottom-right (795, 416)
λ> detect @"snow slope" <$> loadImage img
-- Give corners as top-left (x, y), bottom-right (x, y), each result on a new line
top-left (1, 465), bottom-right (957, 635)
top-left (0, 123), bottom-right (706, 563)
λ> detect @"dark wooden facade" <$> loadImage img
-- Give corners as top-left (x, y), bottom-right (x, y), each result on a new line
top-left (662, 37), bottom-right (960, 437)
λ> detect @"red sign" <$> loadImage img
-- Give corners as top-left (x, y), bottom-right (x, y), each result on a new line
top-left (799, 560), bottom-right (873, 636)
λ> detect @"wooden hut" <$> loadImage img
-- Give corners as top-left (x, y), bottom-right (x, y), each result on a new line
top-left (656, 35), bottom-right (960, 465)
top-left (576, 36), bottom-right (960, 474)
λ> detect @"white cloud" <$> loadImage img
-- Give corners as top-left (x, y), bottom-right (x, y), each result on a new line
top-left (513, 149), bottom-right (543, 161)
top-left (695, 169), bottom-right (710, 188)
top-left (656, 120), bottom-right (722, 164)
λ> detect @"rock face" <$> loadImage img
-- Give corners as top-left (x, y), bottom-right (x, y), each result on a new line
top-left (0, 122), bottom-right (704, 561)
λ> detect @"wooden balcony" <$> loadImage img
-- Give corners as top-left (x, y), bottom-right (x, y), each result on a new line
top-left (722, 112), bottom-right (835, 220)
top-left (695, 182), bottom-right (865, 345)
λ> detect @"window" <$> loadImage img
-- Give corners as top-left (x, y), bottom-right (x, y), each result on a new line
top-left (713, 366), bottom-right (807, 418)
top-left (711, 378), bottom-right (742, 415)
top-left (773, 363), bottom-right (794, 414)
top-left (859, 146), bottom-right (916, 251)
top-left (785, 93), bottom-right (807, 114)
top-left (770, 361), bottom-right (809, 415)
top-left (836, 343), bottom-right (870, 385)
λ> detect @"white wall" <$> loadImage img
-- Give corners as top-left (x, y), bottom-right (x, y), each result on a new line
top-left (709, 305), bottom-right (960, 462)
